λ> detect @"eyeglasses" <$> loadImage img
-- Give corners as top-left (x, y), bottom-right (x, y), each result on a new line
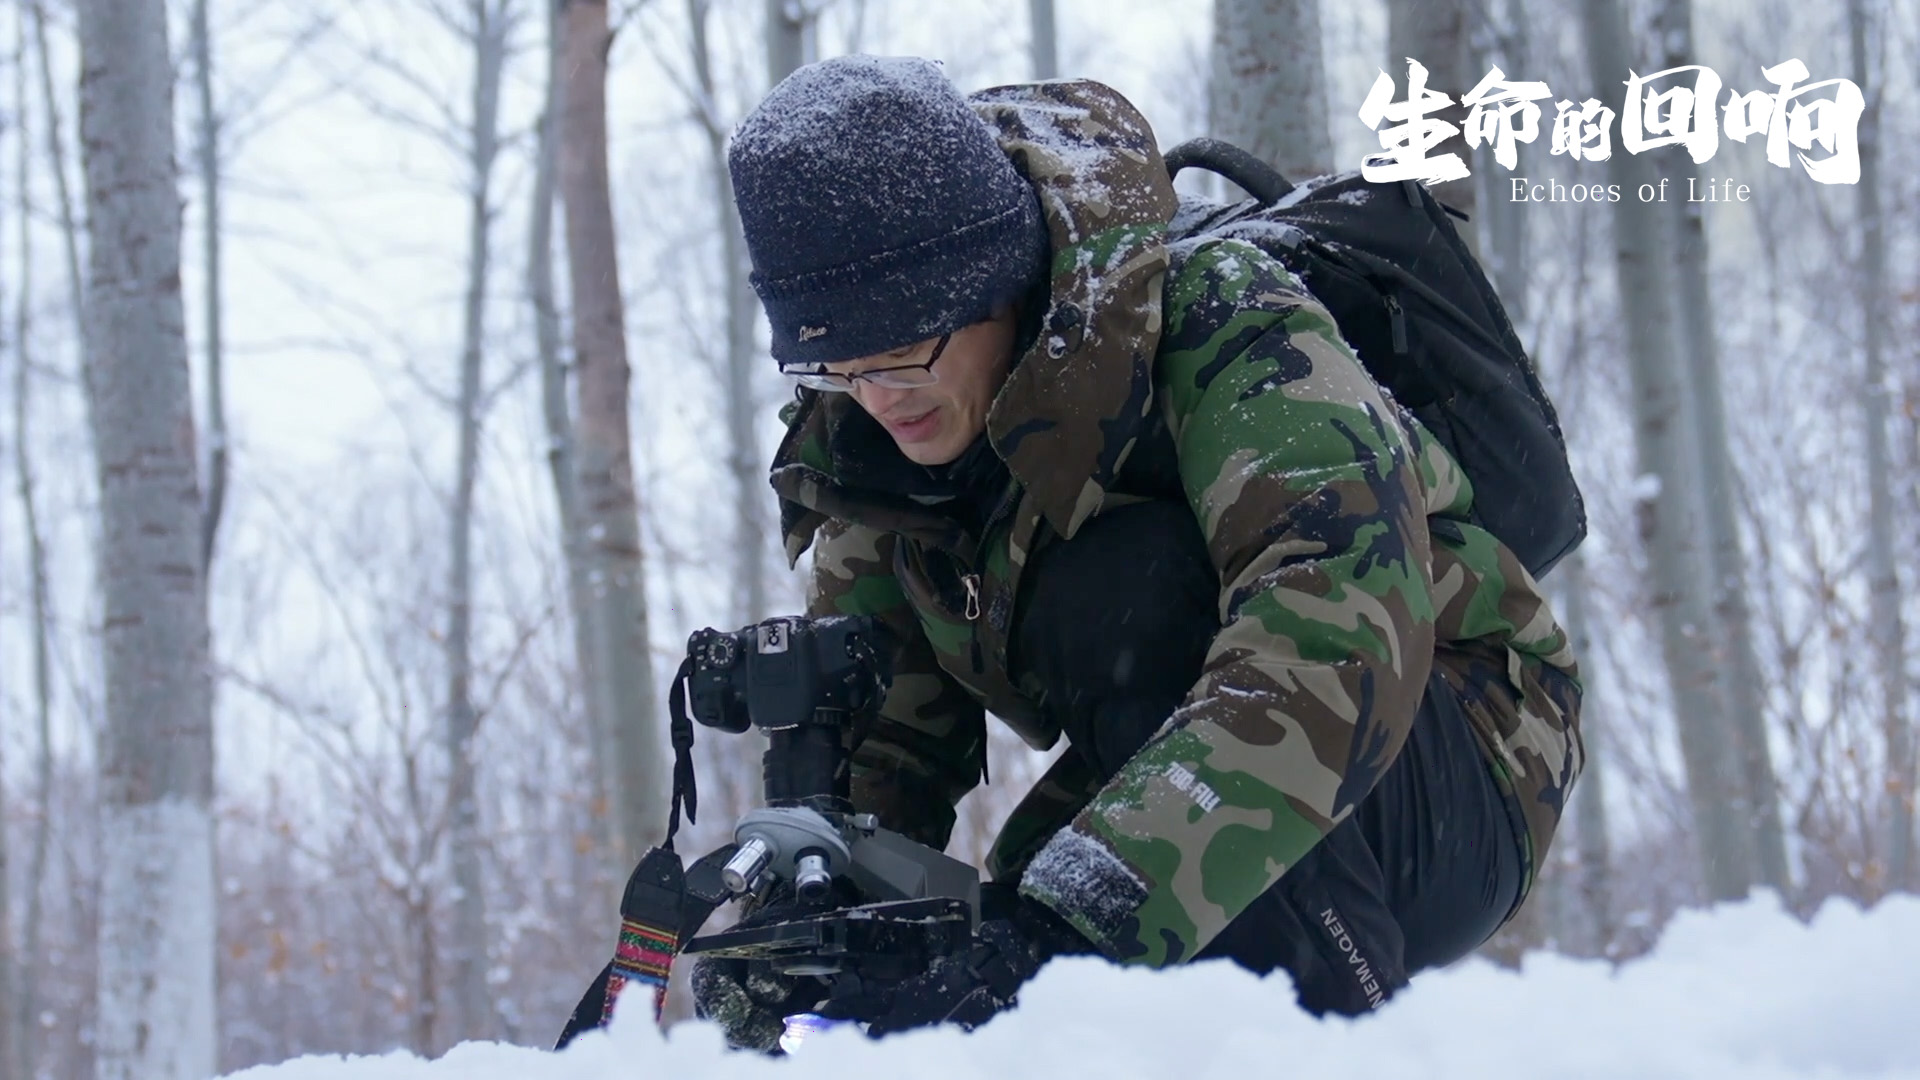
top-left (781, 334), bottom-right (952, 393)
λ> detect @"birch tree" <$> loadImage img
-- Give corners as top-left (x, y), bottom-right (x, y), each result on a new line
top-left (1476, 0), bottom-right (1529, 307)
top-left (1386, 0), bottom-right (1475, 234)
top-left (560, 0), bottom-right (667, 867)
top-left (1581, 0), bottom-right (1754, 900)
top-left (718, 0), bottom-right (769, 625)
top-left (767, 0), bottom-right (806, 84)
top-left (17, 11), bottom-right (80, 1071)
top-left (1651, 0), bottom-right (1790, 895)
top-left (33, 0), bottom-right (85, 349)
top-left (530, 0), bottom-right (613, 864)
top-left (1029, 0), bottom-right (1057, 80)
top-left (191, 0), bottom-right (229, 570)
top-left (77, 0), bottom-right (218, 1075)
top-left (694, 0), bottom-right (809, 627)
top-left (10, 24), bottom-right (60, 1075)
top-left (1, 78), bottom-right (12, 1068)
top-left (1556, 220), bottom-right (1614, 953)
top-left (1209, 0), bottom-right (1332, 180)
top-left (2, 408), bottom-right (12, 1080)
top-left (1562, 550), bottom-right (1617, 949)
top-left (442, 0), bottom-right (514, 1043)
top-left (1848, 0), bottom-right (1911, 894)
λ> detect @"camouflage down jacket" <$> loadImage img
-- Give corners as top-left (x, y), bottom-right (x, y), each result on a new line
top-left (767, 79), bottom-right (1584, 968)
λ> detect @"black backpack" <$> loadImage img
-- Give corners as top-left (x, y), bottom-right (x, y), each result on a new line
top-left (1162, 138), bottom-right (1585, 580)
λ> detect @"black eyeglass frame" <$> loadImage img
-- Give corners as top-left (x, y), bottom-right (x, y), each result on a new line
top-left (779, 333), bottom-right (954, 393)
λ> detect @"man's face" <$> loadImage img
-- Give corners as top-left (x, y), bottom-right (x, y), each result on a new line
top-left (827, 308), bottom-right (1019, 466)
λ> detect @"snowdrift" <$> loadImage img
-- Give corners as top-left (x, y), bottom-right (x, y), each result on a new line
top-left (224, 893), bottom-right (1920, 1080)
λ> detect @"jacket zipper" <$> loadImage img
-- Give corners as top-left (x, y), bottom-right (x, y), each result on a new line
top-left (956, 479), bottom-right (1022, 625)
top-left (941, 480), bottom-right (1021, 674)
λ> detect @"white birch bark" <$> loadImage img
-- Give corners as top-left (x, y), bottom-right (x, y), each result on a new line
top-left (1209, 0), bottom-right (1333, 181)
top-left (76, 2), bottom-right (218, 1075)
top-left (1580, 0), bottom-right (1753, 901)
top-left (560, 0), bottom-right (668, 866)
top-left (444, 0), bottom-right (510, 1044)
top-left (1652, 0), bottom-right (1790, 896)
top-left (1848, 0), bottom-right (1911, 894)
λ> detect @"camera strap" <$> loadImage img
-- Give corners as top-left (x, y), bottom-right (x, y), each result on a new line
top-left (557, 841), bottom-right (739, 1048)
top-left (601, 845), bottom-right (686, 1026)
top-left (664, 655), bottom-right (699, 848)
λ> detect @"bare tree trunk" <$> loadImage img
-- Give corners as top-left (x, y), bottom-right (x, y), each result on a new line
top-left (1652, 0), bottom-right (1790, 898)
top-left (33, 0), bottom-right (86, 350)
top-left (1028, 0), bottom-right (1058, 79)
top-left (1476, 0), bottom-right (1527, 304)
top-left (443, 0), bottom-right (510, 1045)
top-left (1386, 0), bottom-right (1474, 243)
top-left (76, 0), bottom-right (218, 1075)
top-left (532, 0), bottom-right (613, 869)
top-left (1, 283), bottom-right (12, 1080)
top-left (1561, 551), bottom-right (1615, 952)
top-left (765, 0), bottom-right (805, 85)
top-left (1581, 0), bottom-right (1752, 901)
top-left (0, 60), bottom-right (14, 1070)
top-left (1555, 213), bottom-right (1613, 954)
top-left (191, 0), bottom-right (228, 571)
top-left (11, 27), bottom-right (59, 1074)
top-left (408, 890), bottom-right (437, 1055)
top-left (16, 14), bottom-right (60, 1076)
top-left (1849, 0), bottom-right (1911, 895)
top-left (698, 0), bottom-right (790, 625)
top-left (560, 0), bottom-right (668, 867)
top-left (1210, 0), bottom-right (1332, 181)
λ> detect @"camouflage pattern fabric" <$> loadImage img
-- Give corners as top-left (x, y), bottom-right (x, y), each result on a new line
top-left (770, 79), bottom-right (1583, 968)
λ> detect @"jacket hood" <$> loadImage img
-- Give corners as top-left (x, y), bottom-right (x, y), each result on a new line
top-left (771, 78), bottom-right (1180, 565)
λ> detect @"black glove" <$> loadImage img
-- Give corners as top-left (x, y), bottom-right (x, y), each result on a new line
top-left (688, 899), bottom-right (830, 1053)
top-left (817, 887), bottom-right (1095, 1037)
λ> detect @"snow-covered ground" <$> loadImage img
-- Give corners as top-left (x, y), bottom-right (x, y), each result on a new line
top-left (225, 893), bottom-right (1920, 1080)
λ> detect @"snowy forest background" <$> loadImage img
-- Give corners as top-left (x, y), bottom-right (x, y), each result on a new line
top-left (0, 0), bottom-right (1915, 1076)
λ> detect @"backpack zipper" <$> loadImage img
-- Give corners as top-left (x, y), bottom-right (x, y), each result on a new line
top-left (962, 573), bottom-right (982, 621)
top-left (1385, 293), bottom-right (1409, 355)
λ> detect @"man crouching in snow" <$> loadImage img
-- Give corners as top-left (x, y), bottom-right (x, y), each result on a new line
top-left (690, 54), bottom-right (1585, 1050)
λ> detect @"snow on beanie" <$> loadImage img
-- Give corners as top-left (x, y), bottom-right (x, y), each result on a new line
top-left (727, 55), bottom-right (1049, 366)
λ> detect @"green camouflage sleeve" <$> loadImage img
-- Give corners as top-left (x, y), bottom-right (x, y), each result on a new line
top-left (1019, 239), bottom-right (1438, 966)
top-left (806, 517), bottom-right (987, 851)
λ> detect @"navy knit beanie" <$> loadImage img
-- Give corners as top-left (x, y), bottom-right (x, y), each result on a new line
top-left (728, 55), bottom-right (1049, 366)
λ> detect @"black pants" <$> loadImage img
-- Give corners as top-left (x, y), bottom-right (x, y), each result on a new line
top-left (1012, 500), bottom-right (1523, 1016)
